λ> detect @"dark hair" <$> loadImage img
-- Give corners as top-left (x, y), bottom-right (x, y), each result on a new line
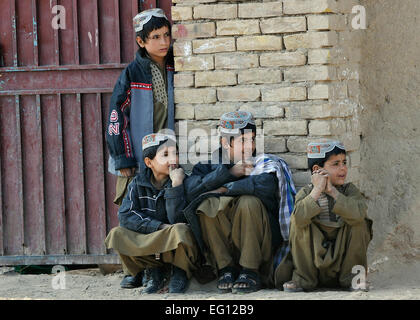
top-left (220, 123), bottom-right (257, 158)
top-left (220, 123), bottom-right (257, 145)
top-left (136, 16), bottom-right (172, 57)
top-left (142, 139), bottom-right (177, 161)
top-left (308, 146), bottom-right (347, 172)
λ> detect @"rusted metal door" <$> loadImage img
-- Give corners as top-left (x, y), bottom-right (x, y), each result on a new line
top-left (0, 0), bottom-right (172, 265)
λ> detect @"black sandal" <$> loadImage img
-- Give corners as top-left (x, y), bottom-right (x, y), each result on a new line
top-left (232, 269), bottom-right (261, 294)
top-left (217, 266), bottom-right (238, 294)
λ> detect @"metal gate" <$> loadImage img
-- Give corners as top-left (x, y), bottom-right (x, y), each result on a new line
top-left (0, 0), bottom-right (171, 265)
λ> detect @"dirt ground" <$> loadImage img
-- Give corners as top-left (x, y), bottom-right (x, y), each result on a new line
top-left (1, 259), bottom-right (419, 300)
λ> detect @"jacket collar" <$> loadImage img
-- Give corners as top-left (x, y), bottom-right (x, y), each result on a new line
top-left (135, 50), bottom-right (152, 70)
top-left (136, 167), bottom-right (171, 190)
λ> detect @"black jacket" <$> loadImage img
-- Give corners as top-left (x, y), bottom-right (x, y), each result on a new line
top-left (106, 49), bottom-right (175, 173)
top-left (183, 149), bottom-right (281, 254)
top-left (118, 167), bottom-right (187, 234)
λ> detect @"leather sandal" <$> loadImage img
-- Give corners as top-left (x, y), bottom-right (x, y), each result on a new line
top-left (232, 269), bottom-right (261, 294)
top-left (217, 266), bottom-right (238, 294)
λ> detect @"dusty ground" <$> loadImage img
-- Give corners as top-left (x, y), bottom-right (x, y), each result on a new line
top-left (1, 259), bottom-right (419, 300)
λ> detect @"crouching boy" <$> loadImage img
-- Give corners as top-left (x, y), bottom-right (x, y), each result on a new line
top-left (105, 133), bottom-right (198, 294)
top-left (184, 111), bottom-right (286, 294)
top-left (283, 140), bottom-right (373, 292)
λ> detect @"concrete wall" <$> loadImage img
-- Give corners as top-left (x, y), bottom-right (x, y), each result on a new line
top-left (358, 0), bottom-right (420, 282)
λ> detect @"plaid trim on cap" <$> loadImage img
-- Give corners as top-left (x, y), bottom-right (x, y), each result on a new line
top-left (307, 140), bottom-right (346, 159)
top-left (133, 8), bottom-right (168, 33)
top-left (142, 133), bottom-right (176, 151)
top-left (219, 111), bottom-right (255, 135)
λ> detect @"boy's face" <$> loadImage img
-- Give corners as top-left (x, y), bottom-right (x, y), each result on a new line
top-left (222, 131), bottom-right (256, 163)
top-left (136, 26), bottom-right (171, 63)
top-left (145, 144), bottom-right (178, 178)
top-left (316, 153), bottom-right (348, 186)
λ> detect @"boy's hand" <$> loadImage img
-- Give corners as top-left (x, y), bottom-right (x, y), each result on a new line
top-left (310, 169), bottom-right (328, 200)
top-left (325, 176), bottom-right (339, 199)
top-left (169, 166), bottom-right (185, 187)
top-left (230, 160), bottom-right (254, 177)
top-left (202, 186), bottom-right (228, 195)
top-left (120, 167), bottom-right (136, 177)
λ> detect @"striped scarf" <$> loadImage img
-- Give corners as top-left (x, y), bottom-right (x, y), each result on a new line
top-left (251, 154), bottom-right (296, 268)
top-left (317, 193), bottom-right (338, 223)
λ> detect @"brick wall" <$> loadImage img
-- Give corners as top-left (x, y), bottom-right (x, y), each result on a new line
top-left (171, 0), bottom-right (362, 188)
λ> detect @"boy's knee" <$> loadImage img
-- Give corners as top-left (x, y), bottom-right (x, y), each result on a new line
top-left (198, 212), bottom-right (217, 227)
top-left (108, 226), bottom-right (126, 238)
top-left (236, 195), bottom-right (263, 211)
top-left (171, 223), bottom-right (190, 234)
top-left (289, 217), bottom-right (310, 241)
top-left (235, 196), bottom-right (265, 220)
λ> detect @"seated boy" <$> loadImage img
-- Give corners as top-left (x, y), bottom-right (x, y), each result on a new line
top-left (283, 140), bottom-right (373, 292)
top-left (105, 133), bottom-right (198, 294)
top-left (184, 111), bottom-right (284, 294)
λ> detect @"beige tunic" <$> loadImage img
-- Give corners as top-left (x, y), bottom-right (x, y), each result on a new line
top-left (105, 224), bottom-right (199, 279)
top-left (274, 183), bottom-right (373, 290)
top-left (198, 195), bottom-right (274, 287)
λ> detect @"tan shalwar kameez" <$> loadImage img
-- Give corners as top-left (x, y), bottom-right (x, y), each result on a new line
top-left (105, 223), bottom-right (199, 279)
top-left (198, 195), bottom-right (274, 285)
top-left (276, 183), bottom-right (372, 290)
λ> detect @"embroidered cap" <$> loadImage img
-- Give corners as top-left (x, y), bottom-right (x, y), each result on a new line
top-left (307, 140), bottom-right (346, 159)
top-left (219, 111), bottom-right (256, 135)
top-left (133, 8), bottom-right (168, 33)
top-left (142, 133), bottom-right (176, 151)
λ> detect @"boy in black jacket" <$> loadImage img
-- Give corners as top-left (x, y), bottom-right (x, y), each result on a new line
top-left (184, 111), bottom-right (281, 294)
top-left (105, 133), bottom-right (198, 294)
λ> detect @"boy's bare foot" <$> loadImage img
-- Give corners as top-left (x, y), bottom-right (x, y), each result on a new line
top-left (283, 280), bottom-right (304, 293)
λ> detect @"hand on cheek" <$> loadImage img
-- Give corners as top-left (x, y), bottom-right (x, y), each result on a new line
top-left (310, 171), bottom-right (328, 201)
top-left (325, 175), bottom-right (339, 199)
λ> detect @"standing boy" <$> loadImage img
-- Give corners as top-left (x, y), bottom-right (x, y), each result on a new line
top-left (283, 140), bottom-right (373, 292)
top-left (106, 8), bottom-right (174, 289)
top-left (106, 8), bottom-right (175, 206)
top-left (105, 133), bottom-right (198, 294)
